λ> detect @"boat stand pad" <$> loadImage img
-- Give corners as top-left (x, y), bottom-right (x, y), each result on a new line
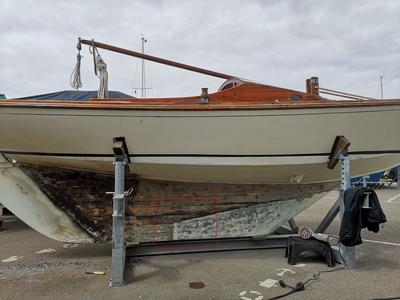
top-left (327, 136), bottom-right (351, 170)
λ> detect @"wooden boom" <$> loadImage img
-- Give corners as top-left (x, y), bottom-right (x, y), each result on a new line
top-left (79, 38), bottom-right (235, 80)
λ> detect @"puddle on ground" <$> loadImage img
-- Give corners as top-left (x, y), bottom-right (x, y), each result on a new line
top-left (189, 281), bottom-right (205, 289)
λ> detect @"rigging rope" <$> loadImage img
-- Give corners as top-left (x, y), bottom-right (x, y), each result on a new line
top-left (95, 53), bottom-right (108, 98)
top-left (70, 52), bottom-right (83, 90)
top-left (88, 42), bottom-right (108, 98)
top-left (71, 38), bottom-right (109, 98)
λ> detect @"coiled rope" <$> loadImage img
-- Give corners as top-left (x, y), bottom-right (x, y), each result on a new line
top-left (95, 54), bottom-right (108, 98)
top-left (70, 44), bottom-right (82, 90)
top-left (88, 41), bottom-right (108, 98)
top-left (70, 38), bottom-right (109, 98)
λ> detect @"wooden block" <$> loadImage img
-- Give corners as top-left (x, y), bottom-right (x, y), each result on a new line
top-left (327, 136), bottom-right (351, 169)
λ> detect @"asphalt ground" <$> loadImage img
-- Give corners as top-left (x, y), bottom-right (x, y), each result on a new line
top-left (0, 185), bottom-right (399, 300)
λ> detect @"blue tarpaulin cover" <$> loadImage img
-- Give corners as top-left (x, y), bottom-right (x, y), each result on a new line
top-left (12, 90), bottom-right (134, 101)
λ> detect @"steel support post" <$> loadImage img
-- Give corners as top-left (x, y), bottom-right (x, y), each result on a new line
top-left (397, 165), bottom-right (400, 190)
top-left (110, 159), bottom-right (126, 287)
top-left (315, 199), bottom-right (340, 234)
top-left (288, 219), bottom-right (298, 233)
top-left (0, 204), bottom-right (3, 231)
top-left (110, 159), bottom-right (127, 287)
top-left (337, 152), bottom-right (356, 268)
top-left (110, 137), bottom-right (130, 287)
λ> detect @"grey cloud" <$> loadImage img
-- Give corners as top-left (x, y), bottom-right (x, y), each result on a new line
top-left (1, 0), bottom-right (399, 99)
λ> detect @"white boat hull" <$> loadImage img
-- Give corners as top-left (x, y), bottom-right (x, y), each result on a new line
top-left (0, 105), bottom-right (399, 183)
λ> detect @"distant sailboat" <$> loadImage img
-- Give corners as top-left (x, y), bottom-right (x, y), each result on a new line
top-left (133, 35), bottom-right (152, 98)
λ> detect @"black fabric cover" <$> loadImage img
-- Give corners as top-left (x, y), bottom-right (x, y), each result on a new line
top-left (12, 90), bottom-right (134, 101)
top-left (339, 187), bottom-right (386, 247)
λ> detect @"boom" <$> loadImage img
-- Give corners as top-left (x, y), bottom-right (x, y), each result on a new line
top-left (79, 38), bottom-right (235, 80)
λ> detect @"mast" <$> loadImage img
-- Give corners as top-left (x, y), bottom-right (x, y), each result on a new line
top-left (380, 75), bottom-right (384, 100)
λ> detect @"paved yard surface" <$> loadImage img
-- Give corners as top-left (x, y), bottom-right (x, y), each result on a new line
top-left (1, 187), bottom-right (400, 300)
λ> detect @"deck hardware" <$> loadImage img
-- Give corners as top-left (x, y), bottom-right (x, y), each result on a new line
top-left (197, 98), bottom-right (209, 104)
top-left (198, 88), bottom-right (209, 104)
top-left (306, 77), bottom-right (319, 95)
top-left (290, 94), bottom-right (302, 101)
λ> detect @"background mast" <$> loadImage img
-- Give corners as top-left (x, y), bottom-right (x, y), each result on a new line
top-left (379, 74), bottom-right (384, 100)
top-left (141, 35), bottom-right (147, 98)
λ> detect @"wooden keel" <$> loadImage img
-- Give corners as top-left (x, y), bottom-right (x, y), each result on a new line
top-left (14, 163), bottom-right (338, 244)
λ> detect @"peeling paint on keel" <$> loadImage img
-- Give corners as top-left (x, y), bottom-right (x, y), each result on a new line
top-left (0, 156), bottom-right (93, 243)
top-left (173, 192), bottom-right (327, 240)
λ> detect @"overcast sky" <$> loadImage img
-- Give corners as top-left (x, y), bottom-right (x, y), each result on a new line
top-left (1, 0), bottom-right (400, 99)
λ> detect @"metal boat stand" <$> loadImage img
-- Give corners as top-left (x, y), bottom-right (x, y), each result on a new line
top-left (110, 137), bottom-right (130, 287)
top-left (277, 149), bottom-right (356, 268)
top-left (108, 139), bottom-right (300, 286)
top-left (109, 135), bottom-right (355, 287)
top-left (316, 136), bottom-right (356, 268)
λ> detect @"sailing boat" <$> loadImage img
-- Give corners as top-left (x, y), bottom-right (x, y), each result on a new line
top-left (0, 38), bottom-right (399, 244)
